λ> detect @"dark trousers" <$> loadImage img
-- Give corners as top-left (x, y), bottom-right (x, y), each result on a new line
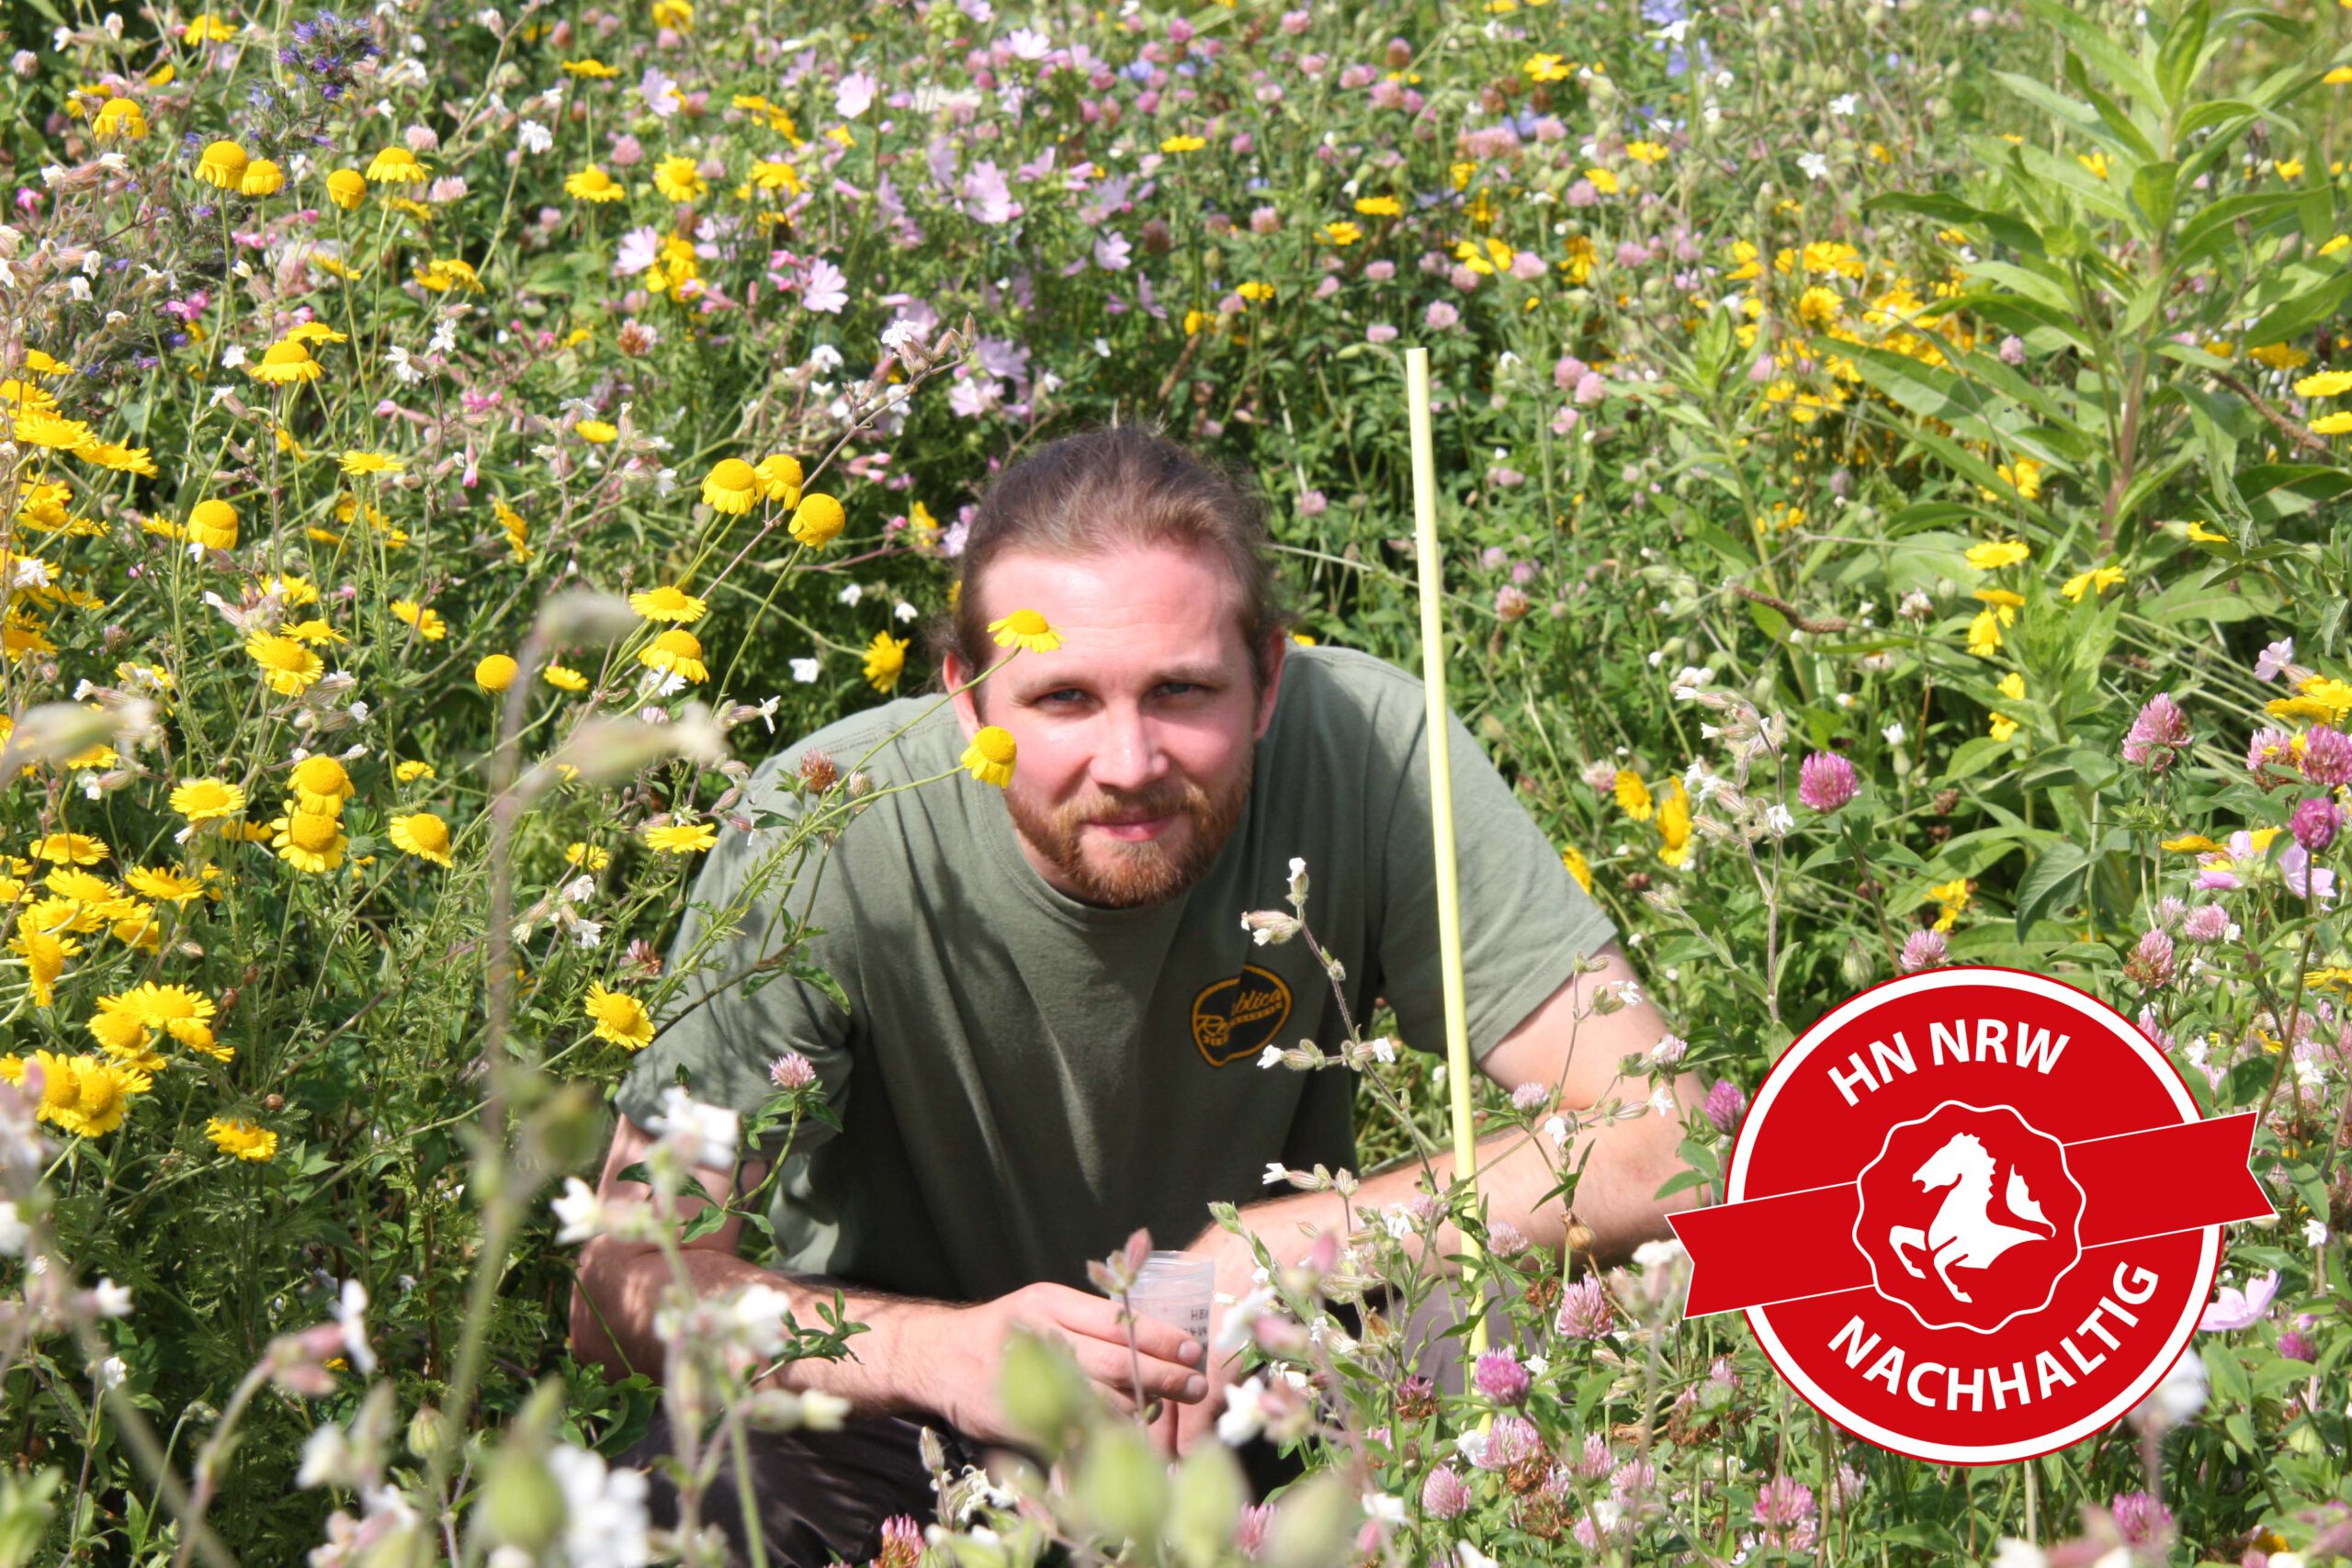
top-left (626, 1405), bottom-right (1306, 1568)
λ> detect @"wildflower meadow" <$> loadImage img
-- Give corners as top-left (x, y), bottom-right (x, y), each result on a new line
top-left (5, 0), bottom-right (2352, 1560)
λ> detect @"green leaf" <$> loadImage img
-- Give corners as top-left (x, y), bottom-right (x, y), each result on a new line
top-left (2243, 267), bottom-right (2352, 350)
top-left (2012, 843), bottom-right (2093, 939)
top-left (2205, 1342), bottom-right (2252, 1404)
top-left (2156, 0), bottom-right (2212, 110)
top-left (2025, 0), bottom-right (2165, 113)
top-left (2128, 160), bottom-right (2179, 239)
top-left (1942, 736), bottom-right (2020, 785)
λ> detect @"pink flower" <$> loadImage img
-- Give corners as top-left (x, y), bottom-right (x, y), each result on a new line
top-left (1554, 1276), bottom-right (1616, 1339)
top-left (769, 1052), bottom-right (816, 1089)
top-left (1472, 1415), bottom-right (1543, 1472)
top-left (1573, 371), bottom-right (1607, 405)
top-left (2182, 904), bottom-right (2232, 942)
top-left (2108, 1490), bottom-right (2174, 1549)
top-left (2248, 726), bottom-right (2297, 775)
top-left (1897, 928), bottom-right (1948, 973)
top-left (2198, 1269), bottom-right (2279, 1332)
top-left (2256, 637), bottom-right (2297, 682)
top-left (1423, 300), bottom-right (1460, 330)
top-left (1235, 1501), bottom-right (1273, 1559)
top-left (1797, 751), bottom-right (1859, 812)
top-left (1420, 1466), bottom-right (1470, 1519)
top-left (1365, 323), bottom-right (1398, 343)
top-left (2121, 692), bottom-right (2191, 772)
top-left (802, 257), bottom-right (848, 314)
top-left (1704, 1079), bottom-right (1747, 1134)
top-left (1473, 1349), bottom-right (1529, 1404)
top-left (2302, 725), bottom-right (2352, 786)
top-left (2292, 796), bottom-right (2342, 852)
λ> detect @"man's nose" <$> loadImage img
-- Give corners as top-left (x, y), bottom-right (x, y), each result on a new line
top-left (1091, 707), bottom-right (1166, 793)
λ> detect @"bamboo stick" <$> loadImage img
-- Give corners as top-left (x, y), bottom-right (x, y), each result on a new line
top-left (1403, 346), bottom-right (1489, 1370)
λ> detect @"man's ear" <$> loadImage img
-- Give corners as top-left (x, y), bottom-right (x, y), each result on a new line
top-left (944, 649), bottom-right (985, 740)
top-left (1253, 631), bottom-right (1290, 740)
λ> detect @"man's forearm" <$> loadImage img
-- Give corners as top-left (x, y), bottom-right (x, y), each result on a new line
top-left (571, 1242), bottom-right (944, 1416)
top-left (1225, 1069), bottom-right (1711, 1276)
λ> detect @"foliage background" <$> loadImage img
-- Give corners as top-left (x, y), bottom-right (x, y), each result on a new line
top-left (4, 0), bottom-right (2352, 1559)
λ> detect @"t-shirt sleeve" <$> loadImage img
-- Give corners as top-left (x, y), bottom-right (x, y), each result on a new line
top-left (1375, 698), bottom-right (1619, 1066)
top-left (612, 763), bottom-right (856, 1163)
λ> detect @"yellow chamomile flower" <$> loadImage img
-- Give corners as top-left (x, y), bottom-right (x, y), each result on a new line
top-left (390, 600), bottom-right (448, 641)
top-left (270, 809), bottom-right (349, 874)
top-left (171, 778), bottom-right (246, 822)
top-left (864, 631), bottom-right (910, 693)
top-left (584, 984), bottom-right (655, 1049)
top-left (702, 458), bottom-right (760, 514)
top-left (1964, 539), bottom-right (2031, 570)
top-left (365, 146), bottom-right (426, 185)
top-left (239, 158), bottom-right (286, 197)
top-left (207, 1116), bottom-right (278, 1161)
top-left (326, 168), bottom-right (368, 209)
top-left (289, 755), bottom-right (356, 814)
top-left (475, 654), bottom-right (519, 691)
top-left (339, 450), bottom-right (403, 476)
top-left (2061, 565), bottom-right (2126, 602)
top-left (960, 726), bottom-right (1017, 787)
top-left (755, 453), bottom-right (805, 504)
top-left (576, 420), bottom-right (618, 444)
top-left (789, 492), bottom-right (847, 547)
top-left (31, 832), bottom-right (108, 865)
top-left (566, 842), bottom-right (612, 870)
top-left (653, 155), bottom-right (706, 202)
top-left (186, 498), bottom-right (240, 550)
top-left (92, 97), bottom-right (148, 140)
top-left (565, 165), bottom-right (626, 202)
top-left (1159, 134), bottom-right (1207, 153)
top-left (388, 812), bottom-right (453, 867)
top-left (629, 584), bottom-right (709, 624)
top-left (1612, 769), bottom-right (1653, 822)
top-left (195, 139), bottom-right (249, 188)
top-left (989, 609), bottom-right (1063, 653)
top-left (638, 628), bottom-right (708, 683)
top-left (248, 339), bottom-right (323, 385)
top-left (642, 821), bottom-right (718, 854)
top-left (544, 663), bottom-right (590, 693)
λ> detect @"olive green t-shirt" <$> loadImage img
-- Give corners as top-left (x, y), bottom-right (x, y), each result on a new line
top-left (613, 644), bottom-right (1617, 1302)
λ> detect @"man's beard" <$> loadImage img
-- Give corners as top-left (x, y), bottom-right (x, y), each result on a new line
top-left (1004, 751), bottom-right (1254, 909)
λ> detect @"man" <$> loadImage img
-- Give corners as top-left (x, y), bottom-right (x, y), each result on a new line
top-left (571, 424), bottom-right (1707, 1565)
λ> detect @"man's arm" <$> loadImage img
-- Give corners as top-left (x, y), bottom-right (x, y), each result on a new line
top-left (1211, 941), bottom-right (1704, 1276)
top-left (569, 1117), bottom-right (1209, 1438)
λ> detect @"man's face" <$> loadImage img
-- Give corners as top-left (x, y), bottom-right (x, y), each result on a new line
top-left (950, 542), bottom-right (1284, 908)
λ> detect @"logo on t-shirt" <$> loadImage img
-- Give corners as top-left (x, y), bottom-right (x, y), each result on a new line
top-left (1191, 964), bottom-right (1294, 1067)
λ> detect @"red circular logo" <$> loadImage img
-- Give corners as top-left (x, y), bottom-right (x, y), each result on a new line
top-left (1668, 966), bottom-right (2272, 1464)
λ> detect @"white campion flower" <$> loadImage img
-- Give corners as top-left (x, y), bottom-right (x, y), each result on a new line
top-left (723, 1282), bottom-right (796, 1359)
top-left (1543, 1115), bottom-right (1569, 1149)
top-left (1765, 802), bottom-right (1795, 837)
top-left (0, 1201), bottom-right (25, 1257)
top-left (517, 118), bottom-right (552, 153)
top-left (552, 1177), bottom-right (605, 1244)
top-left (1797, 151), bottom-right (1832, 182)
top-left (789, 657), bottom-right (820, 683)
top-left (1828, 93), bottom-right (1859, 116)
top-left (334, 1278), bottom-right (379, 1374)
top-left (1258, 1044), bottom-right (1283, 1069)
top-left (548, 1444), bottom-right (653, 1568)
top-left (2131, 1345), bottom-right (2206, 1431)
top-left (1216, 1374), bottom-right (1270, 1445)
top-left (1363, 1493), bottom-right (1407, 1527)
top-left (1648, 1086), bottom-right (1679, 1118)
top-left (92, 1278), bottom-right (133, 1317)
top-left (220, 344), bottom-right (247, 368)
top-left (96, 1356), bottom-right (129, 1389)
top-left (1261, 1161), bottom-right (1288, 1186)
top-left (650, 1086), bottom-right (740, 1169)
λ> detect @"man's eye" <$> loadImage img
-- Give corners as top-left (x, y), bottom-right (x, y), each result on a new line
top-left (1158, 682), bottom-right (1200, 697)
top-left (1039, 689), bottom-right (1086, 705)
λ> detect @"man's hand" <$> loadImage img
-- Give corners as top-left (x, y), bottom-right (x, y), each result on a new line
top-left (932, 1281), bottom-right (1208, 1449)
top-left (1151, 1221), bottom-right (1263, 1459)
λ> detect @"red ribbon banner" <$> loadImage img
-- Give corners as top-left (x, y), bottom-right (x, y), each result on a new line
top-left (1668, 1111), bottom-right (2273, 1318)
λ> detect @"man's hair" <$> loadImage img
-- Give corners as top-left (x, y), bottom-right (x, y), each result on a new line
top-left (927, 423), bottom-right (1295, 697)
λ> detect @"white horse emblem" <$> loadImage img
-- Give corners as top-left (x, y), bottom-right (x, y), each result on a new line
top-left (1886, 1132), bottom-right (2053, 1303)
